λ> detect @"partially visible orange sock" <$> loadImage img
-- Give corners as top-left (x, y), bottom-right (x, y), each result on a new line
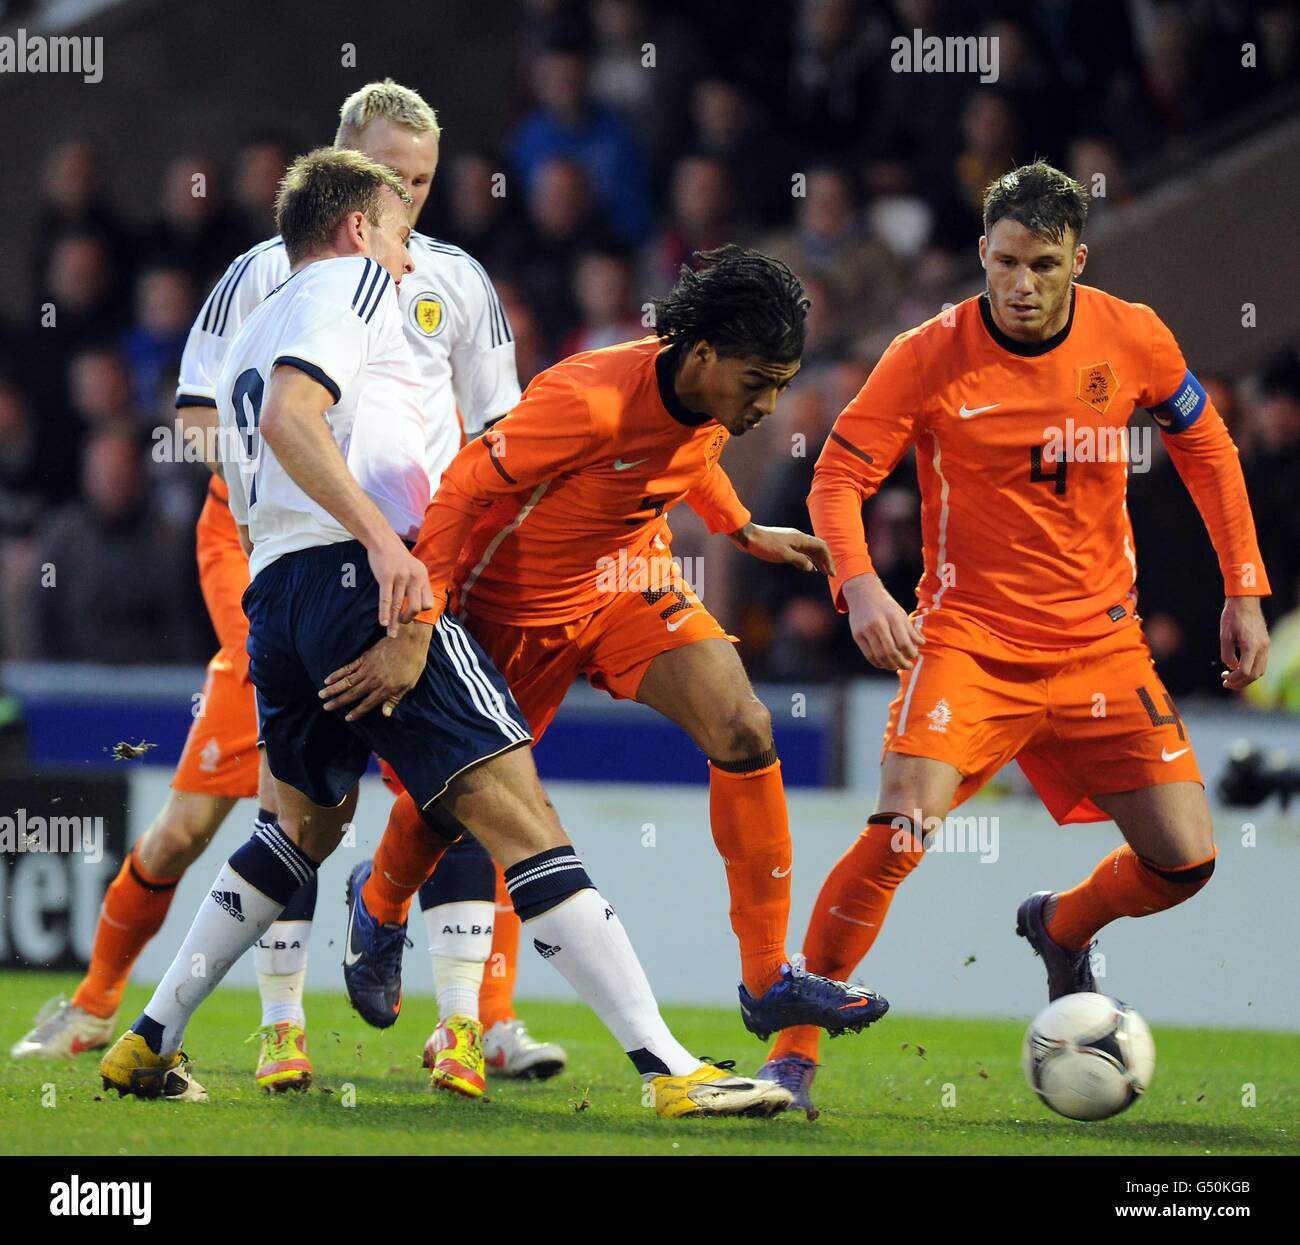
top-left (1046, 845), bottom-right (1217, 950)
top-left (769, 813), bottom-right (925, 1064)
top-left (72, 847), bottom-right (180, 1019)
top-left (709, 755), bottom-right (792, 997)
top-left (363, 792), bottom-right (453, 925)
top-left (480, 864), bottom-right (519, 1030)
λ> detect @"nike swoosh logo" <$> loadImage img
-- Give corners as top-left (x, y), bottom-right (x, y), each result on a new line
top-left (1161, 746), bottom-right (1191, 762)
top-left (344, 904), bottom-right (364, 967)
top-left (838, 996), bottom-right (879, 1010)
top-left (958, 403), bottom-right (1000, 418)
top-left (770, 865), bottom-right (792, 878)
top-left (829, 906), bottom-right (873, 927)
top-left (613, 457), bottom-right (648, 470)
top-left (665, 612), bottom-right (695, 632)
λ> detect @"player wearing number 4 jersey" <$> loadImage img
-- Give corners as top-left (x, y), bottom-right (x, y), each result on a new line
top-left (761, 161), bottom-right (1272, 1115)
top-left (322, 245), bottom-right (889, 1049)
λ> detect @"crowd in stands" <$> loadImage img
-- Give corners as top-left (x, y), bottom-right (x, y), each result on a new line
top-left (1, 0), bottom-right (1297, 697)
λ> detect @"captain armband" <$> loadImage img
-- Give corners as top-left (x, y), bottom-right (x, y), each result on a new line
top-left (1149, 369), bottom-right (1207, 434)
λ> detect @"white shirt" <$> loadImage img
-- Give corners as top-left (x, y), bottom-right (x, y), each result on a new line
top-left (215, 256), bottom-right (429, 580)
top-left (178, 231), bottom-right (520, 489)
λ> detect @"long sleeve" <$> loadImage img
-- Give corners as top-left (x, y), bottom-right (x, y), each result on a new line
top-left (412, 367), bottom-right (596, 596)
top-left (684, 463), bottom-right (751, 535)
top-left (808, 333), bottom-right (925, 611)
top-left (1143, 315), bottom-right (1271, 598)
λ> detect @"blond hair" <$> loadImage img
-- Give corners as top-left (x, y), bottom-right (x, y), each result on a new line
top-left (274, 147), bottom-right (411, 265)
top-left (335, 79), bottom-right (441, 147)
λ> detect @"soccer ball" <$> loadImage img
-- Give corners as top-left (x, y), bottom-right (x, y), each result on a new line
top-left (1022, 992), bottom-right (1155, 1121)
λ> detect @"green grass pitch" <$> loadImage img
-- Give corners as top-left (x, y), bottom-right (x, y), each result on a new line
top-left (2, 972), bottom-right (1296, 1156)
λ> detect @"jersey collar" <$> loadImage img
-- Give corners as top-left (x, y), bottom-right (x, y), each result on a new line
top-left (655, 344), bottom-right (713, 427)
top-left (978, 286), bottom-right (1076, 357)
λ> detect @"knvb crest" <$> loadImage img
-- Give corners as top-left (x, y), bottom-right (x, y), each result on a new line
top-left (705, 427), bottom-right (727, 467)
top-left (1076, 361), bottom-right (1117, 415)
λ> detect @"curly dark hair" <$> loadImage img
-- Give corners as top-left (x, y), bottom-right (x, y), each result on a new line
top-left (651, 244), bottom-right (809, 363)
top-left (983, 160), bottom-right (1089, 244)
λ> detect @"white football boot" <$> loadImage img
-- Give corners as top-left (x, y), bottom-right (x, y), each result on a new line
top-left (11, 997), bottom-right (117, 1059)
top-left (482, 1019), bottom-right (567, 1080)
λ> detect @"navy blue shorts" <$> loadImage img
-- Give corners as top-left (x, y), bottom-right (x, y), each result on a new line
top-left (244, 540), bottom-right (531, 809)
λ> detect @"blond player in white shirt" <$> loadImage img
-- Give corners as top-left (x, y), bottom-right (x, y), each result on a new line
top-left (13, 82), bottom-right (562, 1095)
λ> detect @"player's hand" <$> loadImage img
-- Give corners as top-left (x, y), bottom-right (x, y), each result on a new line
top-left (843, 573), bottom-right (925, 672)
top-left (1220, 596), bottom-right (1269, 691)
top-left (319, 621), bottom-right (434, 721)
top-left (731, 523), bottom-right (836, 575)
top-left (367, 533), bottom-right (435, 637)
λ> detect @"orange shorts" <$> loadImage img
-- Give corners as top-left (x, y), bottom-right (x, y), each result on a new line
top-left (172, 643), bottom-right (261, 798)
top-left (467, 569), bottom-right (732, 742)
top-left (882, 612), bottom-right (1203, 824)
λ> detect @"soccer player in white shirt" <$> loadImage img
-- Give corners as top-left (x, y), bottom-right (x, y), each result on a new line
top-left (15, 82), bottom-right (559, 1091)
top-left (97, 148), bottom-right (791, 1119)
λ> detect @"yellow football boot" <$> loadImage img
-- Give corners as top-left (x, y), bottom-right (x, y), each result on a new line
top-left (424, 1014), bottom-right (488, 1098)
top-left (99, 1031), bottom-right (207, 1102)
top-left (650, 1062), bottom-right (792, 1119)
top-left (253, 1023), bottom-right (312, 1092)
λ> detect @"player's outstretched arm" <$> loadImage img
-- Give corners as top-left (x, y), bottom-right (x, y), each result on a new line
top-left (728, 521), bottom-right (835, 575)
top-left (261, 365), bottom-right (433, 634)
top-left (1145, 321), bottom-right (1271, 689)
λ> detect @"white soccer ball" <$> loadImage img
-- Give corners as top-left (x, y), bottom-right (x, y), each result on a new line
top-left (1022, 992), bottom-right (1155, 1121)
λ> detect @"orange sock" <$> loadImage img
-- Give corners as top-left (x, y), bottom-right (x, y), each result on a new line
top-left (363, 792), bottom-right (453, 925)
top-left (709, 755), bottom-right (792, 997)
top-left (769, 813), bottom-right (925, 1064)
top-left (480, 864), bottom-right (519, 1030)
top-left (71, 847), bottom-right (180, 1019)
top-left (1046, 845), bottom-right (1217, 950)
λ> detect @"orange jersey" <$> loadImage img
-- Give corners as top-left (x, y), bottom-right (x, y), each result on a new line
top-left (811, 284), bottom-right (1270, 648)
top-left (414, 337), bottom-right (751, 625)
top-left (195, 474), bottom-right (252, 651)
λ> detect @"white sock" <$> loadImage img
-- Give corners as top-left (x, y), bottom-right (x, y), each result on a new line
top-left (424, 900), bottom-right (491, 1021)
top-left (255, 920), bottom-right (311, 1027)
top-left (138, 860), bottom-right (290, 1057)
top-left (525, 888), bottom-right (698, 1078)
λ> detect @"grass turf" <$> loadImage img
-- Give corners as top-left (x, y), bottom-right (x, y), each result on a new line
top-left (1, 972), bottom-right (1296, 1156)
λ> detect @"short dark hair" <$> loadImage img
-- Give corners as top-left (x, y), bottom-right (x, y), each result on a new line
top-left (274, 147), bottom-right (410, 265)
top-left (983, 160), bottom-right (1089, 245)
top-left (652, 245), bottom-right (808, 363)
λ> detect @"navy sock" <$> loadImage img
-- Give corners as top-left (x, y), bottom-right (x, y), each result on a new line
top-left (504, 847), bottom-right (592, 921)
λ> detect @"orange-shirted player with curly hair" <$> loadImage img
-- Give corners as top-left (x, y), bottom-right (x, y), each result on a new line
top-left (757, 161), bottom-right (1272, 1115)
top-left (322, 246), bottom-right (890, 1050)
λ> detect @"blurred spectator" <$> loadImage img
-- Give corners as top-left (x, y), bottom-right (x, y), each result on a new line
top-left (762, 165), bottom-right (902, 325)
top-left (786, 0), bottom-right (887, 157)
top-left (1066, 134), bottom-right (1133, 220)
top-left (32, 427), bottom-right (196, 663)
top-left (152, 154), bottom-right (245, 286)
top-left (120, 263), bottom-right (196, 415)
top-left (0, 378), bottom-right (50, 659)
top-left (229, 132), bottom-right (295, 252)
top-left (1243, 350), bottom-right (1300, 627)
top-left (32, 138), bottom-right (134, 295)
top-left (562, 246), bottom-right (645, 356)
top-left (440, 152), bottom-right (529, 274)
top-left (689, 76), bottom-right (798, 230)
top-left (643, 154), bottom-right (743, 291)
top-left (510, 42), bottom-right (654, 243)
top-left (587, 0), bottom-right (701, 174)
top-left (501, 157), bottom-right (612, 355)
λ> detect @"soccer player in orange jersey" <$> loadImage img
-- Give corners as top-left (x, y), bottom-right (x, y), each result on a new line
top-left (756, 161), bottom-right (1272, 1114)
top-left (322, 246), bottom-right (890, 1044)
